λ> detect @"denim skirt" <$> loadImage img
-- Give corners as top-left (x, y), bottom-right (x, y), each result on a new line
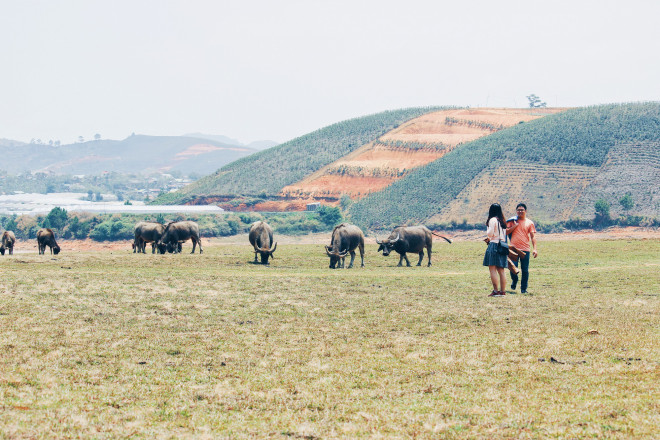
top-left (483, 242), bottom-right (507, 268)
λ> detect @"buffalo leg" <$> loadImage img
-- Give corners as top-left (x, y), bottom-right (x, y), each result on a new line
top-left (254, 251), bottom-right (259, 263)
top-left (417, 251), bottom-right (424, 266)
top-left (347, 250), bottom-right (356, 269)
top-left (359, 244), bottom-right (365, 267)
top-left (427, 246), bottom-right (432, 267)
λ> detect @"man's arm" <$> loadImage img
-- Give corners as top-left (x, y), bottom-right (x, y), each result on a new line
top-left (530, 230), bottom-right (538, 258)
top-left (506, 220), bottom-right (518, 235)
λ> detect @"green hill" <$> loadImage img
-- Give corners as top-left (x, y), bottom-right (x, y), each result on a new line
top-left (348, 103), bottom-right (660, 229)
top-left (155, 107), bottom-right (449, 204)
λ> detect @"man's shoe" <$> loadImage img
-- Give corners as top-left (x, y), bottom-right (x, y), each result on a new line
top-left (488, 290), bottom-right (499, 297)
top-left (511, 281), bottom-right (517, 290)
top-left (521, 290), bottom-right (527, 294)
top-left (498, 291), bottom-right (506, 296)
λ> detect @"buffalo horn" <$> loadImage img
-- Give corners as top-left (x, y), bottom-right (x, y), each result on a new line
top-left (270, 242), bottom-right (277, 254)
top-left (390, 233), bottom-right (400, 244)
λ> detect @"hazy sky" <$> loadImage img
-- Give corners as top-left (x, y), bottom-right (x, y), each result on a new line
top-left (1, 0), bottom-right (659, 145)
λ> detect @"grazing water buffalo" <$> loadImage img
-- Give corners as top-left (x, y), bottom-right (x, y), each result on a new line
top-left (134, 221), bottom-right (165, 254)
top-left (157, 221), bottom-right (202, 254)
top-left (1, 231), bottom-right (16, 255)
top-left (249, 221), bottom-right (277, 264)
top-left (376, 225), bottom-right (451, 267)
top-left (325, 223), bottom-right (364, 269)
top-left (37, 228), bottom-right (61, 255)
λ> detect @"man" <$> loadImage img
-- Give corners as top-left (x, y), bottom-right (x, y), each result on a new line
top-left (506, 203), bottom-right (537, 294)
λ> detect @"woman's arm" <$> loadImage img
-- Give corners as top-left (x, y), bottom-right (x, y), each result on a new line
top-left (486, 218), bottom-right (497, 241)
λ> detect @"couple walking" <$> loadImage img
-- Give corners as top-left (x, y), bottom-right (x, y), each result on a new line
top-left (483, 203), bottom-right (537, 296)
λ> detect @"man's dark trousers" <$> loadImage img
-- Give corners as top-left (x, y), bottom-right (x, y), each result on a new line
top-left (511, 251), bottom-right (530, 292)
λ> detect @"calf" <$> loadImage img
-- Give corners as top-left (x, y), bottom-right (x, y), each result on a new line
top-left (37, 228), bottom-right (61, 255)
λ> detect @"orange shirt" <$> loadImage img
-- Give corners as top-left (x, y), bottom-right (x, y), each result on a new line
top-left (507, 218), bottom-right (536, 252)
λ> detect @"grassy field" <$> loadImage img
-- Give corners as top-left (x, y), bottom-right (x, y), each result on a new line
top-left (0, 238), bottom-right (659, 439)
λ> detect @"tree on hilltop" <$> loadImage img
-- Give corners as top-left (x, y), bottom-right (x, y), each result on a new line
top-left (527, 94), bottom-right (547, 108)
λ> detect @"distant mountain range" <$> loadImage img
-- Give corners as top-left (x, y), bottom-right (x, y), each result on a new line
top-left (183, 133), bottom-right (277, 151)
top-left (0, 134), bottom-right (277, 176)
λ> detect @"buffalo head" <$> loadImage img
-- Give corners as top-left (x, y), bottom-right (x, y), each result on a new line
top-left (157, 241), bottom-right (182, 254)
top-left (53, 245), bottom-right (61, 255)
top-left (376, 233), bottom-right (399, 256)
top-left (0, 247), bottom-right (5, 256)
top-left (255, 242), bottom-right (277, 264)
top-left (325, 245), bottom-right (349, 269)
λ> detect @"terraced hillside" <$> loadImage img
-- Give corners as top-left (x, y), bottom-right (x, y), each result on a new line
top-left (574, 141), bottom-right (660, 218)
top-left (350, 103), bottom-right (660, 228)
top-left (281, 108), bottom-right (560, 200)
top-left (155, 107), bottom-right (446, 205)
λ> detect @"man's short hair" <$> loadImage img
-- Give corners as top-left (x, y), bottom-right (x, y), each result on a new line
top-left (516, 203), bottom-right (527, 211)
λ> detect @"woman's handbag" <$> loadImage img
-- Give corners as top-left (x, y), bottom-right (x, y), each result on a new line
top-left (496, 223), bottom-right (509, 255)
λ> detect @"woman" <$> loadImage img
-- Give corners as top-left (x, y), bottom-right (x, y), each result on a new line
top-left (483, 203), bottom-right (508, 296)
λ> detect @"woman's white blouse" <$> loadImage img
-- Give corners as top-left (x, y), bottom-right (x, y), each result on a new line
top-left (486, 218), bottom-right (506, 243)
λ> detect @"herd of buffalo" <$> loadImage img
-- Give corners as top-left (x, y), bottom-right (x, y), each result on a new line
top-left (0, 220), bottom-right (453, 267)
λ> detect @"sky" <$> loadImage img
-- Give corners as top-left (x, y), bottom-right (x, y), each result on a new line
top-left (1, 0), bottom-right (659, 145)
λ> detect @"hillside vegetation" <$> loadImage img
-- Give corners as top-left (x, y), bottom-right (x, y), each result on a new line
top-left (281, 108), bottom-right (559, 200)
top-left (349, 103), bottom-right (660, 229)
top-left (157, 107), bottom-right (447, 204)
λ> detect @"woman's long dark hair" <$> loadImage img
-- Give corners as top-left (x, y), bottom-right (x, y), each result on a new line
top-left (486, 203), bottom-right (506, 228)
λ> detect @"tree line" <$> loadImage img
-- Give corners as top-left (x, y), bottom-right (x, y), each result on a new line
top-left (0, 206), bottom-right (344, 242)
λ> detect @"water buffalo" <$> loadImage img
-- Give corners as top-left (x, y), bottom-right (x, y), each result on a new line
top-left (376, 225), bottom-right (451, 267)
top-left (325, 223), bottom-right (364, 269)
top-left (1, 231), bottom-right (16, 255)
top-left (37, 228), bottom-right (61, 255)
top-left (134, 221), bottom-right (165, 254)
top-left (157, 221), bottom-right (202, 254)
top-left (248, 221), bottom-right (277, 264)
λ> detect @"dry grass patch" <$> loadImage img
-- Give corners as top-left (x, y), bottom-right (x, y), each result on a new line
top-left (0, 239), bottom-right (658, 438)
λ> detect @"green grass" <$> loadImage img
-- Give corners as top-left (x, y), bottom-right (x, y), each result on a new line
top-left (0, 239), bottom-right (658, 438)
